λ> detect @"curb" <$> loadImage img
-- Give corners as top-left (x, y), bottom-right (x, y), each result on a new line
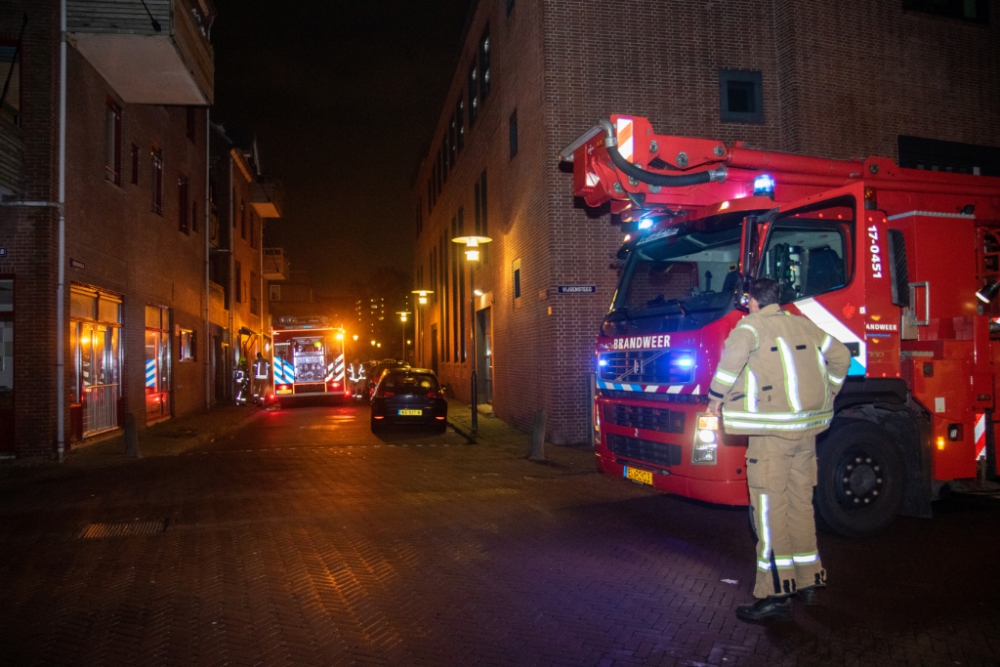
top-left (446, 417), bottom-right (478, 444)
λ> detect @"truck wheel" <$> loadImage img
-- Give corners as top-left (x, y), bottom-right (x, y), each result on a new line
top-left (814, 421), bottom-right (905, 537)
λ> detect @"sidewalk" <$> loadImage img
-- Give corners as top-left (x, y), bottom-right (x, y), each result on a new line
top-left (446, 399), bottom-right (592, 466)
top-left (0, 404), bottom-right (264, 478)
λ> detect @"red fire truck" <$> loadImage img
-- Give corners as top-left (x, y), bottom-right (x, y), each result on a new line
top-left (561, 115), bottom-right (1000, 536)
top-left (271, 316), bottom-right (348, 401)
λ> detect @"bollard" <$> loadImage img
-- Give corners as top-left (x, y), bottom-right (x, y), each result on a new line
top-left (124, 412), bottom-right (139, 458)
top-left (528, 409), bottom-right (547, 461)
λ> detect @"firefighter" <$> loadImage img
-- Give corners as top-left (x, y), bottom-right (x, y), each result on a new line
top-left (707, 278), bottom-right (850, 622)
top-left (251, 352), bottom-right (271, 405)
top-left (233, 357), bottom-right (250, 406)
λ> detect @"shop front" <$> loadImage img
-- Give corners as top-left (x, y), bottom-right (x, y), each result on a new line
top-left (70, 285), bottom-right (122, 440)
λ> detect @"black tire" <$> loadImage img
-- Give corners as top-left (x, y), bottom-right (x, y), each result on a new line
top-left (370, 417), bottom-right (383, 434)
top-left (814, 420), bottom-right (905, 537)
top-left (434, 421), bottom-right (448, 434)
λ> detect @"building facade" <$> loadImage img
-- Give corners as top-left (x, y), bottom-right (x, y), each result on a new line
top-left (208, 126), bottom-right (283, 402)
top-left (412, 0), bottom-right (1000, 444)
top-left (0, 0), bottom-right (219, 457)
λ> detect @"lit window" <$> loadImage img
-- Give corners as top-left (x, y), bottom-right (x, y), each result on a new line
top-left (179, 329), bottom-right (196, 362)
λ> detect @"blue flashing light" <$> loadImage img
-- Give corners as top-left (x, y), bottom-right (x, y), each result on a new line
top-left (637, 219), bottom-right (654, 230)
top-left (753, 174), bottom-right (775, 199)
top-left (598, 358), bottom-right (609, 367)
top-left (672, 356), bottom-right (694, 368)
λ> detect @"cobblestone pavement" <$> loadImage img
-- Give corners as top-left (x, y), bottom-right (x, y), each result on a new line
top-left (1, 402), bottom-right (998, 667)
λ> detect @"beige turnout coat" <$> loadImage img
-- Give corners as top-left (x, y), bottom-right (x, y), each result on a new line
top-left (708, 304), bottom-right (851, 436)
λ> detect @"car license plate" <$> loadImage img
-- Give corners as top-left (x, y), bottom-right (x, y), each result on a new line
top-left (398, 409), bottom-right (422, 416)
top-left (624, 466), bottom-right (653, 486)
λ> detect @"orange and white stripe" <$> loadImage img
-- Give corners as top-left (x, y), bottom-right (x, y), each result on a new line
top-left (616, 117), bottom-right (634, 163)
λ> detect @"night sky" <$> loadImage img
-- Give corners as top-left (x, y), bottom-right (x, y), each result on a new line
top-left (211, 0), bottom-right (475, 296)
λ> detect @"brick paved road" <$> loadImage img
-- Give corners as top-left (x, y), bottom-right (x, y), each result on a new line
top-left (1, 403), bottom-right (998, 666)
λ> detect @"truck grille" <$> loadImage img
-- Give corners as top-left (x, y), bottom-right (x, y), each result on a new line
top-left (607, 433), bottom-right (682, 468)
top-left (604, 404), bottom-right (685, 434)
top-left (599, 349), bottom-right (695, 385)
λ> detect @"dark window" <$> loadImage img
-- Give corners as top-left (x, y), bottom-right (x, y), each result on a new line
top-left (719, 70), bottom-right (764, 124)
top-left (235, 260), bottom-right (243, 303)
top-left (903, 0), bottom-right (989, 22)
top-left (509, 109), bottom-right (518, 159)
top-left (192, 197), bottom-right (199, 233)
top-left (0, 43), bottom-right (22, 125)
top-left (507, 0), bottom-right (515, 15)
top-left (441, 141), bottom-right (449, 182)
top-left (898, 135), bottom-right (1000, 176)
top-left (479, 27), bottom-right (491, 101)
top-left (186, 106), bottom-right (196, 142)
top-left (105, 99), bottom-right (122, 185)
top-left (151, 146), bottom-right (163, 215)
top-left (458, 207), bottom-right (466, 363)
top-left (468, 65), bottom-right (479, 126)
top-left (448, 114), bottom-right (457, 167)
top-left (416, 201), bottom-right (423, 236)
top-left (250, 211), bottom-right (257, 249)
top-left (130, 144), bottom-right (139, 185)
top-left (428, 179), bottom-right (434, 212)
top-left (475, 170), bottom-right (488, 264)
top-left (456, 100), bottom-right (465, 152)
top-left (178, 174), bottom-right (189, 234)
top-left (240, 199), bottom-right (246, 239)
top-left (514, 267), bottom-right (521, 299)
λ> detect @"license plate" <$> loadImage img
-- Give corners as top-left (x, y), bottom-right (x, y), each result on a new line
top-left (624, 466), bottom-right (653, 486)
top-left (398, 409), bottom-right (422, 416)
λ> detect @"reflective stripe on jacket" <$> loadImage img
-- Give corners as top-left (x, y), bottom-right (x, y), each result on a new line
top-left (708, 304), bottom-right (851, 436)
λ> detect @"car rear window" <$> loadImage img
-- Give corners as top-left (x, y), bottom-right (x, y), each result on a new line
top-left (382, 373), bottom-right (439, 394)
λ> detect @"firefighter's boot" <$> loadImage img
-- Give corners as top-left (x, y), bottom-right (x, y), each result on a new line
top-left (797, 584), bottom-right (823, 606)
top-left (736, 595), bottom-right (793, 622)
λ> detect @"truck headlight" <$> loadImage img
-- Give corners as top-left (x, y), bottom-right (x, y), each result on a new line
top-left (692, 413), bottom-right (719, 464)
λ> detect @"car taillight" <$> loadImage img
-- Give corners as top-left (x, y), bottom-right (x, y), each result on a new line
top-left (382, 391), bottom-right (394, 397)
top-left (427, 391), bottom-right (440, 398)
top-left (276, 384), bottom-right (292, 395)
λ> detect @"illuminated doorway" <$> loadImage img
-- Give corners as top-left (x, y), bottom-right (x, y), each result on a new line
top-left (70, 286), bottom-right (122, 437)
top-left (145, 305), bottom-right (171, 422)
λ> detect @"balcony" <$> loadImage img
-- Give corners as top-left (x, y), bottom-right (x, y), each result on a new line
top-left (263, 248), bottom-right (288, 281)
top-left (251, 181), bottom-right (283, 218)
top-left (0, 110), bottom-right (24, 197)
top-left (67, 0), bottom-right (215, 105)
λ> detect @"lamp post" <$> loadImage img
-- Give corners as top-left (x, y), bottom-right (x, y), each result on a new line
top-left (411, 290), bottom-right (433, 366)
top-left (396, 311), bottom-right (410, 362)
top-left (451, 235), bottom-right (492, 434)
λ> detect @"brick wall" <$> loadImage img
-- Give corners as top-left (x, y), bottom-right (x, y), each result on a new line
top-left (0, 0), bottom-right (213, 457)
top-left (415, 0), bottom-right (999, 444)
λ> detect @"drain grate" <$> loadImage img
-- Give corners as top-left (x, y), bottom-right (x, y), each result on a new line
top-left (75, 518), bottom-right (168, 539)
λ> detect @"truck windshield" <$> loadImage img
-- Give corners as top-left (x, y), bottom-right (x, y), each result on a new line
top-left (604, 213), bottom-right (749, 336)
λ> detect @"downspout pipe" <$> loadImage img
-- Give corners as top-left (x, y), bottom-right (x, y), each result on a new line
top-left (57, 0), bottom-right (67, 461)
top-left (596, 118), bottom-right (727, 187)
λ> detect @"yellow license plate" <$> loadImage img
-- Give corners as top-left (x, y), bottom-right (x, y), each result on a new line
top-left (624, 466), bottom-right (653, 486)
top-left (398, 409), bottom-right (422, 416)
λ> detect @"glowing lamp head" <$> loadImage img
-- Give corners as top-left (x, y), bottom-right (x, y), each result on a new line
top-left (638, 219), bottom-right (654, 230)
top-left (598, 358), bottom-right (608, 367)
top-left (335, 333), bottom-right (344, 341)
top-left (353, 334), bottom-right (359, 341)
top-left (465, 249), bottom-right (480, 261)
top-left (753, 174), bottom-right (776, 199)
top-left (672, 355), bottom-right (694, 369)
top-left (418, 295), bottom-right (428, 304)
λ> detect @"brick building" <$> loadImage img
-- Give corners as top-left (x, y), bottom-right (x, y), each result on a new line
top-left (412, 0), bottom-right (1000, 444)
top-left (208, 126), bottom-right (283, 402)
top-left (0, 0), bottom-right (216, 458)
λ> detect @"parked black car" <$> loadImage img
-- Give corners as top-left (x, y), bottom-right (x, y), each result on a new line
top-left (365, 358), bottom-right (409, 400)
top-left (370, 368), bottom-right (447, 433)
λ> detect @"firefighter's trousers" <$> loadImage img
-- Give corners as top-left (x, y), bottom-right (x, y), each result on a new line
top-left (747, 433), bottom-right (826, 599)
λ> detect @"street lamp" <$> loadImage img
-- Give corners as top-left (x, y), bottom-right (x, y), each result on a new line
top-left (397, 311), bottom-right (411, 362)
top-left (451, 235), bottom-right (492, 434)
top-left (411, 290), bottom-right (434, 366)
